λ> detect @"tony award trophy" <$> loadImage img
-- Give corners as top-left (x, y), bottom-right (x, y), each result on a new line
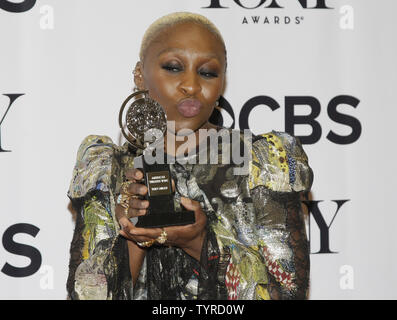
top-left (119, 89), bottom-right (195, 228)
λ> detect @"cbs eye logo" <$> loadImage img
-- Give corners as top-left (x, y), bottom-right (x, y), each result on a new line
top-left (0, 0), bottom-right (36, 13)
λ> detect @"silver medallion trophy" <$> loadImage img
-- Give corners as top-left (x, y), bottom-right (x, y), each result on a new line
top-left (119, 89), bottom-right (195, 228)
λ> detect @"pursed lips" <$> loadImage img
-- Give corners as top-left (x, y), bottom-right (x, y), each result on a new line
top-left (176, 98), bottom-right (202, 118)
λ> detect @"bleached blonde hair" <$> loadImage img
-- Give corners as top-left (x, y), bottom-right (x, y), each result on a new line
top-left (139, 12), bottom-right (227, 69)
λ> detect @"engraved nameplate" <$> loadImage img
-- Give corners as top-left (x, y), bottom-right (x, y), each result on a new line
top-left (146, 171), bottom-right (172, 196)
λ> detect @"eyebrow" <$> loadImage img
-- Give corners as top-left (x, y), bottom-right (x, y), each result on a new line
top-left (157, 47), bottom-right (221, 60)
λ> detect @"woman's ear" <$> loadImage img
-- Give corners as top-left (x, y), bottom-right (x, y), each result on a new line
top-left (133, 61), bottom-right (145, 90)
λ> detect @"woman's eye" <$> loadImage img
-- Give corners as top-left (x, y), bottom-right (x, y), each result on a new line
top-left (162, 64), bottom-right (182, 73)
top-left (199, 70), bottom-right (218, 78)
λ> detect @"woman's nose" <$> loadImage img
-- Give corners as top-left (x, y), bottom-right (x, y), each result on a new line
top-left (178, 71), bottom-right (201, 96)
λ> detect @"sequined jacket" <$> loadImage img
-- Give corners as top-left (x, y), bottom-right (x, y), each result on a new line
top-left (66, 129), bottom-right (313, 300)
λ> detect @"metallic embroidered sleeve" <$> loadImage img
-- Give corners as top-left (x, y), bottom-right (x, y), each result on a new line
top-left (66, 135), bottom-right (120, 300)
top-left (249, 131), bottom-right (313, 299)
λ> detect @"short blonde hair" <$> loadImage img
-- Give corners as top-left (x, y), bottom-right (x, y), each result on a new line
top-left (139, 12), bottom-right (227, 68)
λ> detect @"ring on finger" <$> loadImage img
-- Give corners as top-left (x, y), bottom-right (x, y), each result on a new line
top-left (137, 239), bottom-right (155, 248)
top-left (116, 193), bottom-right (131, 218)
top-left (116, 193), bottom-right (130, 208)
top-left (121, 180), bottom-right (134, 195)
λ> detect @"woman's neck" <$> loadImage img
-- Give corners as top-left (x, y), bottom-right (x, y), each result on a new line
top-left (164, 121), bottom-right (219, 158)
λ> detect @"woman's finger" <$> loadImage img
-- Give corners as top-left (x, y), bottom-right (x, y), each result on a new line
top-left (115, 204), bottom-right (128, 222)
top-left (118, 216), bottom-right (140, 242)
top-left (126, 182), bottom-right (148, 196)
top-left (116, 203), bottom-right (146, 219)
top-left (127, 197), bottom-right (148, 218)
top-left (128, 226), bottom-right (162, 239)
top-left (179, 197), bottom-right (207, 229)
top-left (119, 230), bottom-right (153, 243)
top-left (118, 219), bottom-right (152, 243)
top-left (125, 168), bottom-right (144, 181)
top-left (119, 228), bottom-right (132, 240)
top-left (127, 208), bottom-right (147, 218)
top-left (129, 198), bottom-right (149, 210)
top-left (180, 197), bottom-right (201, 213)
top-left (118, 215), bottom-right (131, 230)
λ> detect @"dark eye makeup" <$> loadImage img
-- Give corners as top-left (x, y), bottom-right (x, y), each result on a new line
top-left (199, 69), bottom-right (218, 78)
top-left (161, 63), bottom-right (182, 73)
top-left (161, 62), bottom-right (218, 79)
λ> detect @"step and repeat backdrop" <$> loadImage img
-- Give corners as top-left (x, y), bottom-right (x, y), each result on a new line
top-left (1, 0), bottom-right (396, 299)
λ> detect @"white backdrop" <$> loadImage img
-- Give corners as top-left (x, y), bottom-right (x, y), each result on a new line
top-left (1, 0), bottom-right (396, 299)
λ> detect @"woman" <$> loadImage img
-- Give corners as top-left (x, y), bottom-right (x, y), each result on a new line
top-left (67, 12), bottom-right (313, 300)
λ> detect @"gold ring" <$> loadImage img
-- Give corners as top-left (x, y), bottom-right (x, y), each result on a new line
top-left (156, 228), bottom-right (167, 244)
top-left (137, 239), bottom-right (155, 248)
top-left (116, 193), bottom-right (130, 217)
top-left (121, 181), bottom-right (134, 195)
top-left (116, 193), bottom-right (130, 208)
top-left (123, 206), bottom-right (129, 218)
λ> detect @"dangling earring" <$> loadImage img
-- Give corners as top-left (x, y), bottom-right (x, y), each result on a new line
top-left (215, 99), bottom-right (219, 107)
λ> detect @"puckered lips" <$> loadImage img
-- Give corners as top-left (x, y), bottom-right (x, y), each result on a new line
top-left (177, 98), bottom-right (202, 118)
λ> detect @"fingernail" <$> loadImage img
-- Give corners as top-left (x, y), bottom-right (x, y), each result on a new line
top-left (135, 170), bottom-right (143, 179)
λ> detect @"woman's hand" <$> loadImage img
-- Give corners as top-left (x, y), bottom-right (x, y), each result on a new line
top-left (116, 168), bottom-right (207, 261)
top-left (115, 168), bottom-right (149, 232)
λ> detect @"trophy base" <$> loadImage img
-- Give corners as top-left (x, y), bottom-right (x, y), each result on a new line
top-left (135, 210), bottom-right (195, 228)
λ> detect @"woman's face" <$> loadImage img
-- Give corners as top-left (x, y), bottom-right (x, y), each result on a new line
top-left (136, 22), bottom-right (226, 134)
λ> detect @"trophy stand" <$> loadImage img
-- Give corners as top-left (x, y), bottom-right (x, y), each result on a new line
top-left (119, 90), bottom-right (195, 228)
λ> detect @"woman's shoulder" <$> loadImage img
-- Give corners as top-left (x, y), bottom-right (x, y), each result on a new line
top-left (68, 135), bottom-right (121, 200)
top-left (75, 135), bottom-right (116, 157)
top-left (252, 131), bottom-right (307, 160)
top-left (249, 131), bottom-right (313, 193)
